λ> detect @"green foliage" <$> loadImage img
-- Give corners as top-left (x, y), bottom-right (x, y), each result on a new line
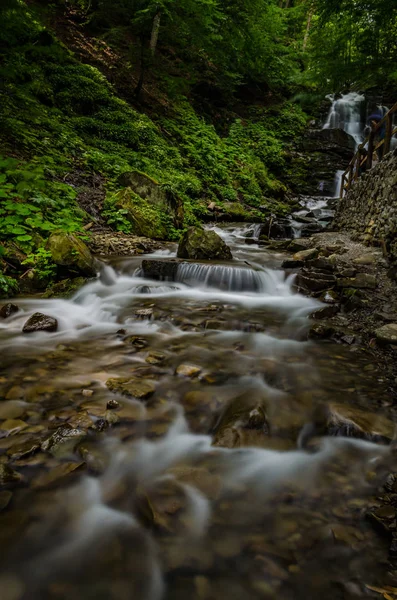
top-left (0, 271), bottom-right (19, 298)
top-left (304, 0), bottom-right (397, 91)
top-left (0, 156), bottom-right (83, 252)
top-left (22, 248), bottom-right (57, 282)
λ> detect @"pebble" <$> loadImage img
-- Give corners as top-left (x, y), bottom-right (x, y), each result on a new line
top-left (106, 399), bottom-right (120, 410)
top-left (81, 389), bottom-right (94, 397)
top-left (176, 364), bottom-right (202, 378)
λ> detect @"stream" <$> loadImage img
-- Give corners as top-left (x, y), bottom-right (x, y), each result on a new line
top-left (0, 223), bottom-right (396, 600)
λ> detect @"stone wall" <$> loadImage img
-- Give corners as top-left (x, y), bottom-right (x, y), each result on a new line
top-left (334, 148), bottom-right (397, 265)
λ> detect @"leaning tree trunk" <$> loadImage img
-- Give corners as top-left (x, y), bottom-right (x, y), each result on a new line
top-left (302, 3), bottom-right (314, 52)
top-left (150, 11), bottom-right (161, 55)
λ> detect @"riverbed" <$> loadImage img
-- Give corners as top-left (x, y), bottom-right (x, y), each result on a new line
top-left (0, 224), bottom-right (396, 600)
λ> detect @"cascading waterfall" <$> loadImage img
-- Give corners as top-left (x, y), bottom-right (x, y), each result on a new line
top-left (323, 92), bottom-right (366, 147)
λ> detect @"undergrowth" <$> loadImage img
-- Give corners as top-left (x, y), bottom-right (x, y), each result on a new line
top-left (0, 1), bottom-right (309, 296)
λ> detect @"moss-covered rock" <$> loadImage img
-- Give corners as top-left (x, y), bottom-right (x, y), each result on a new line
top-left (47, 232), bottom-right (96, 277)
top-left (116, 170), bottom-right (184, 230)
top-left (42, 277), bottom-right (87, 298)
top-left (177, 227), bottom-right (232, 260)
top-left (111, 188), bottom-right (171, 239)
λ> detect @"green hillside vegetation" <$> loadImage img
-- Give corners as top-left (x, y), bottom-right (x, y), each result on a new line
top-left (0, 0), bottom-right (396, 296)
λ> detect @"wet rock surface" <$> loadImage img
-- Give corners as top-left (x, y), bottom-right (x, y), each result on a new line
top-left (0, 223), bottom-right (396, 599)
top-left (0, 303), bottom-right (19, 319)
top-left (22, 312), bottom-right (58, 334)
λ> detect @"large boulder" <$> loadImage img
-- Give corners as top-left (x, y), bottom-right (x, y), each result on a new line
top-left (259, 217), bottom-right (292, 240)
top-left (141, 259), bottom-right (180, 281)
top-left (47, 232), bottom-right (96, 277)
top-left (116, 170), bottom-right (184, 231)
top-left (301, 129), bottom-right (356, 158)
top-left (177, 227), bottom-right (232, 260)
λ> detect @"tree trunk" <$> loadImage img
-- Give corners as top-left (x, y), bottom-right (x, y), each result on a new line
top-left (302, 3), bottom-right (314, 52)
top-left (150, 11), bottom-right (161, 55)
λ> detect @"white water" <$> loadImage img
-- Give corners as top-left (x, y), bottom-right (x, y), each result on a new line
top-left (0, 234), bottom-right (394, 596)
top-left (323, 92), bottom-right (366, 147)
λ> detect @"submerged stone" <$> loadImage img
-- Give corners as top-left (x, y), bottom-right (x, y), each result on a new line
top-left (0, 303), bottom-right (19, 319)
top-left (175, 364), bottom-right (202, 378)
top-left (0, 490), bottom-right (12, 511)
top-left (0, 464), bottom-right (23, 487)
top-left (41, 425), bottom-right (87, 458)
top-left (177, 227), bottom-right (232, 260)
top-left (298, 403), bottom-right (394, 448)
top-left (32, 461), bottom-right (85, 489)
top-left (106, 377), bottom-right (155, 400)
top-left (0, 419), bottom-right (28, 437)
top-left (22, 312), bottom-right (58, 334)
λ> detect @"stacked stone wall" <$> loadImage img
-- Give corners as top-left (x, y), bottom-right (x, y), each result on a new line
top-left (334, 148), bottom-right (397, 264)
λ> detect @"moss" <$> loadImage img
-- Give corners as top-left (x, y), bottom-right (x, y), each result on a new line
top-left (42, 277), bottom-right (87, 298)
top-left (47, 232), bottom-right (96, 276)
top-left (109, 189), bottom-right (171, 240)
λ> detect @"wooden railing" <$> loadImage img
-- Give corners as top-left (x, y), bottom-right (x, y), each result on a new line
top-left (340, 101), bottom-right (397, 197)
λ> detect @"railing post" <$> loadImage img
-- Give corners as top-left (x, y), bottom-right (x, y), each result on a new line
top-left (340, 174), bottom-right (345, 198)
top-left (348, 163), bottom-right (354, 190)
top-left (366, 130), bottom-right (374, 170)
top-left (354, 152), bottom-right (360, 180)
top-left (384, 113), bottom-right (392, 156)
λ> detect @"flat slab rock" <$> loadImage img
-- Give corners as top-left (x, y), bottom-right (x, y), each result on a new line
top-left (338, 273), bottom-right (377, 289)
top-left (22, 312), bottom-right (58, 333)
top-left (106, 377), bottom-right (155, 399)
top-left (375, 324), bottom-right (397, 344)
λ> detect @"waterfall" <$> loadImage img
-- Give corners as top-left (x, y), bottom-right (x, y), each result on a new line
top-left (323, 92), bottom-right (366, 147)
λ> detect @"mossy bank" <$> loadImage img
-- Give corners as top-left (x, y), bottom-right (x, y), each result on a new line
top-left (0, 0), bottom-right (309, 297)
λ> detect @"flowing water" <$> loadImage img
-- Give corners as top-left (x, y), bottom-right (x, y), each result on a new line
top-left (0, 226), bottom-right (396, 600)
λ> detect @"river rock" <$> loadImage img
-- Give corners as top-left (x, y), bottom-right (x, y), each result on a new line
top-left (47, 231), bottom-right (96, 276)
top-left (22, 312), bottom-right (58, 334)
top-left (0, 420), bottom-right (28, 437)
top-left (0, 303), bottom-right (19, 319)
top-left (338, 273), bottom-right (377, 289)
top-left (301, 223), bottom-right (324, 237)
top-left (32, 461), bottom-right (85, 489)
top-left (281, 259), bottom-right (304, 269)
top-left (141, 259), bottom-right (179, 281)
top-left (298, 403), bottom-right (394, 448)
top-left (0, 464), bottom-right (23, 487)
top-left (297, 269), bottom-right (336, 292)
top-left (41, 425), bottom-right (86, 458)
top-left (375, 324), bottom-right (397, 345)
top-left (259, 218), bottom-right (292, 239)
top-left (293, 248), bottom-right (319, 261)
top-left (353, 254), bottom-right (376, 266)
top-left (177, 227), bottom-right (232, 260)
top-left (106, 377), bottom-right (155, 399)
top-left (320, 290), bottom-right (340, 304)
top-left (288, 239), bottom-right (313, 252)
top-left (176, 364), bottom-right (202, 378)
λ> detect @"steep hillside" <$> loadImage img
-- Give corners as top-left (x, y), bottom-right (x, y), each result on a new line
top-left (0, 1), bottom-right (309, 295)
